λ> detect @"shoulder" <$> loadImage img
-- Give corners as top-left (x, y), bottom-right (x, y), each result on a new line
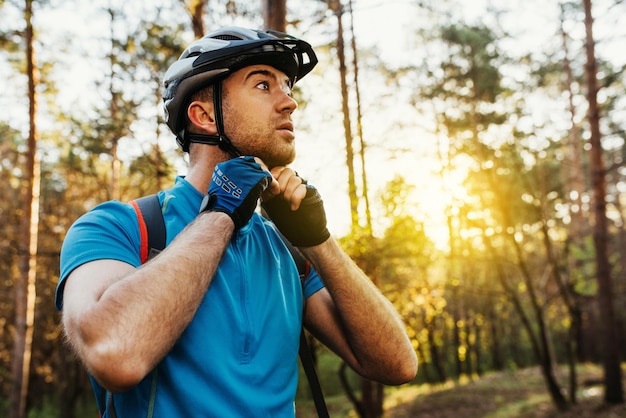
top-left (63, 201), bottom-right (139, 248)
top-left (56, 200), bottom-right (140, 310)
top-left (58, 201), bottom-right (142, 301)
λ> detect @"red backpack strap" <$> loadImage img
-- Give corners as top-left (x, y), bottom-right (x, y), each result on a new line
top-left (130, 199), bottom-right (150, 264)
top-left (130, 194), bottom-right (166, 264)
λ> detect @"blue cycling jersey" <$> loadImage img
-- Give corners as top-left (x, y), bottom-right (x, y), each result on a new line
top-left (56, 177), bottom-right (324, 417)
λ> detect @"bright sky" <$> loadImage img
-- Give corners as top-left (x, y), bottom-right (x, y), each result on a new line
top-left (296, 0), bottom-right (624, 245)
top-left (293, 0), bottom-right (561, 243)
top-left (2, 0), bottom-right (624, 248)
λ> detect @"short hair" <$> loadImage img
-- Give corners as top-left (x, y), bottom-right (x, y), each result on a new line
top-left (190, 84), bottom-right (214, 103)
top-left (186, 84), bottom-right (215, 133)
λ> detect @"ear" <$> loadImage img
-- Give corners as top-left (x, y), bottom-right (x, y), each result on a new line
top-left (187, 100), bottom-right (218, 135)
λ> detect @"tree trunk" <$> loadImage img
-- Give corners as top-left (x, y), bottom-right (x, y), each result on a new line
top-left (339, 362), bottom-right (384, 418)
top-left (57, 349), bottom-right (91, 418)
top-left (416, 342), bottom-right (433, 383)
top-left (428, 315), bottom-right (447, 383)
top-left (360, 378), bottom-right (384, 418)
top-left (473, 319), bottom-right (482, 376)
top-left (181, 0), bottom-right (206, 38)
top-left (347, 0), bottom-right (372, 234)
top-left (452, 284), bottom-right (463, 376)
top-left (488, 302), bottom-right (503, 370)
top-left (582, 0), bottom-right (623, 404)
top-left (262, 0), bottom-right (287, 32)
top-left (511, 237), bottom-right (569, 410)
top-left (331, 0), bottom-right (359, 229)
top-left (9, 1), bottom-right (40, 417)
top-left (106, 7), bottom-right (121, 201)
top-left (483, 233), bottom-right (569, 410)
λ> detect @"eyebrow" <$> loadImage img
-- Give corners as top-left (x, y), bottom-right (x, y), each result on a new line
top-left (244, 69), bottom-right (291, 87)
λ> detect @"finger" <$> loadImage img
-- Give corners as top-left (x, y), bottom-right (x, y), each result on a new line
top-left (268, 167), bottom-right (307, 210)
top-left (281, 173), bottom-right (307, 211)
top-left (273, 168), bottom-right (294, 191)
top-left (281, 172), bottom-right (300, 197)
top-left (270, 166), bottom-right (287, 182)
top-left (289, 183), bottom-right (307, 211)
top-left (255, 158), bottom-right (280, 197)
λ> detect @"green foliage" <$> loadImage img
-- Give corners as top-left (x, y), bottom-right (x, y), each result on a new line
top-left (438, 23), bottom-right (504, 103)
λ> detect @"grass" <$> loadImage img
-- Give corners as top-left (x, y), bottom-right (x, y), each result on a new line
top-left (6, 361), bottom-right (626, 417)
top-left (297, 363), bottom-right (626, 418)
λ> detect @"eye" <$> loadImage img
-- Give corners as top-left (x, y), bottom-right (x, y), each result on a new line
top-left (256, 80), bottom-right (270, 91)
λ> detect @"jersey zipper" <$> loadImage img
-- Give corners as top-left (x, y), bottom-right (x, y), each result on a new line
top-left (233, 234), bottom-right (252, 364)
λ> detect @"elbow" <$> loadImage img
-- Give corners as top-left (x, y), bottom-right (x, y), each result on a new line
top-left (356, 348), bottom-right (418, 386)
top-left (66, 313), bottom-right (153, 392)
top-left (378, 357), bottom-right (417, 386)
top-left (82, 340), bottom-right (152, 393)
top-left (381, 333), bottom-right (419, 385)
top-left (394, 351), bottom-right (419, 385)
top-left (378, 348), bottom-right (418, 386)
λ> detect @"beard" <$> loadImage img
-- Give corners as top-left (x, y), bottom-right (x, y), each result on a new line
top-left (251, 141), bottom-right (296, 168)
top-left (226, 128), bottom-right (296, 168)
top-left (223, 111), bottom-right (296, 168)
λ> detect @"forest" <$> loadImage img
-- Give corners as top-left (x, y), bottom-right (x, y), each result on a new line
top-left (1, 0), bottom-right (626, 417)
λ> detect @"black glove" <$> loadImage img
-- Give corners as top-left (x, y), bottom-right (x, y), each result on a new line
top-left (262, 185), bottom-right (330, 247)
top-left (200, 156), bottom-right (271, 229)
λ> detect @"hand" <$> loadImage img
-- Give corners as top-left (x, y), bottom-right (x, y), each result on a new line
top-left (262, 167), bottom-right (307, 210)
top-left (262, 168), bottom-right (330, 247)
top-left (200, 156), bottom-right (273, 229)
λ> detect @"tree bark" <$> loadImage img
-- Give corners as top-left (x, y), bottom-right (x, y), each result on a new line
top-left (347, 0), bottom-right (372, 234)
top-left (428, 314), bottom-right (447, 383)
top-left (180, 0), bottom-right (205, 38)
top-left (331, 0), bottom-right (359, 230)
top-left (262, 0), bottom-right (287, 32)
top-left (107, 7), bottom-right (121, 201)
top-left (582, 0), bottom-right (624, 404)
top-left (511, 236), bottom-right (569, 410)
top-left (483, 233), bottom-right (569, 410)
top-left (9, 1), bottom-right (40, 417)
top-left (333, 0), bottom-right (383, 395)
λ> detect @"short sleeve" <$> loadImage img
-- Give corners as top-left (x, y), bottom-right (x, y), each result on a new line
top-left (302, 266), bottom-right (324, 299)
top-left (55, 201), bottom-right (141, 310)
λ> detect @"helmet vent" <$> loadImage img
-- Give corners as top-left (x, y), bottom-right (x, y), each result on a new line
top-left (213, 34), bottom-right (242, 41)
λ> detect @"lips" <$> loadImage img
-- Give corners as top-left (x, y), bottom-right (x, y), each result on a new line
top-left (277, 122), bottom-right (294, 132)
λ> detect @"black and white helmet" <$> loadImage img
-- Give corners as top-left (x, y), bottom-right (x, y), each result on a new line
top-left (163, 26), bottom-right (318, 153)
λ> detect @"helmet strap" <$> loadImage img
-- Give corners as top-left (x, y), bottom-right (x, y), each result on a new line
top-left (186, 133), bottom-right (221, 147)
top-left (185, 130), bottom-right (241, 157)
top-left (212, 81), bottom-right (242, 158)
top-left (184, 81), bottom-right (241, 158)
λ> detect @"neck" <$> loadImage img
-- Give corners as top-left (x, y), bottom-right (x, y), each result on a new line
top-left (186, 144), bottom-right (231, 194)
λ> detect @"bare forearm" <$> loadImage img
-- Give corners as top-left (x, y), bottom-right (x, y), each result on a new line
top-left (65, 212), bottom-right (234, 391)
top-left (301, 238), bottom-right (417, 384)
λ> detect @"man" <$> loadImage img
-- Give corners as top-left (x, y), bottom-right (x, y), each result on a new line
top-left (56, 27), bottom-right (417, 417)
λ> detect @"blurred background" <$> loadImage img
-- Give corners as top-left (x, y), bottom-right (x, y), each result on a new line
top-left (1, 0), bottom-right (625, 417)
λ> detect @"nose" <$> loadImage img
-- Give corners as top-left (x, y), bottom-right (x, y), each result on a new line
top-left (278, 83), bottom-right (297, 113)
top-left (283, 94), bottom-right (298, 113)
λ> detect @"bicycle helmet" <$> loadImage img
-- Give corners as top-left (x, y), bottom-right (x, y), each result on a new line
top-left (163, 27), bottom-right (318, 154)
